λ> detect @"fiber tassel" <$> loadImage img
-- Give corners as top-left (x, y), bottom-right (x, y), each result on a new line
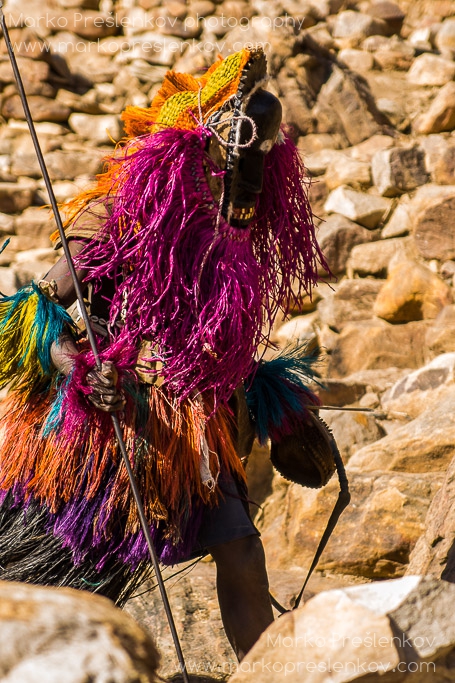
top-left (251, 131), bottom-right (330, 314)
top-left (0, 284), bottom-right (74, 393)
top-left (245, 344), bottom-right (322, 444)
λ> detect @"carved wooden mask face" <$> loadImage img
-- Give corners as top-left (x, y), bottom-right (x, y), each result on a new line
top-left (204, 53), bottom-right (283, 227)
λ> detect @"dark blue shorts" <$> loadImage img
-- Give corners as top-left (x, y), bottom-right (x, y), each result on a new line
top-left (193, 475), bottom-right (258, 554)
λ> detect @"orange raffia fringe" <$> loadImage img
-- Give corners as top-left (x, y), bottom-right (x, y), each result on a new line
top-left (0, 384), bottom-right (246, 543)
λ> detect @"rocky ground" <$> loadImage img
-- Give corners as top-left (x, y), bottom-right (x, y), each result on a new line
top-left (1, 0), bottom-right (455, 680)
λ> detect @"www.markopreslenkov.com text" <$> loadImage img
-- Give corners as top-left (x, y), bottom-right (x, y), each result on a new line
top-left (180, 659), bottom-right (436, 677)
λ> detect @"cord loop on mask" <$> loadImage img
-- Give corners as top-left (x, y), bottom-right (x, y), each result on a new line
top-left (195, 87), bottom-right (258, 150)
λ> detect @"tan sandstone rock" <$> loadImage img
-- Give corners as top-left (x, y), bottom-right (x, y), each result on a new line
top-left (347, 236), bottom-right (416, 277)
top-left (321, 408), bottom-right (385, 460)
top-left (371, 146), bottom-right (428, 197)
top-left (316, 215), bottom-right (377, 275)
top-left (367, 1), bottom-right (406, 37)
top-left (61, 10), bottom-right (119, 41)
top-left (338, 48), bottom-right (375, 73)
top-left (0, 181), bottom-right (35, 214)
top-left (126, 561), bottom-right (235, 680)
top-left (231, 577), bottom-right (455, 682)
top-left (425, 304), bottom-right (455, 358)
top-left (0, 212), bottom-right (14, 236)
top-left (325, 156), bottom-right (371, 191)
top-left (0, 58), bottom-right (54, 98)
top-left (313, 66), bottom-right (383, 146)
top-left (317, 367), bottom-right (410, 406)
top-left (347, 134), bottom-right (394, 162)
top-left (381, 194), bottom-right (413, 237)
top-left (14, 207), bottom-right (54, 249)
top-left (407, 453), bottom-right (455, 582)
top-left (328, 318), bottom-right (430, 377)
top-left (435, 17), bottom-right (455, 54)
top-left (373, 259), bottom-right (453, 323)
top-left (317, 278), bottom-right (383, 331)
top-left (347, 385), bottom-right (455, 474)
top-left (413, 193), bottom-right (455, 261)
top-left (2, 94), bottom-right (71, 123)
top-left (12, 147), bottom-right (105, 181)
top-left (0, 267), bottom-right (17, 296)
top-left (260, 466), bottom-right (441, 578)
top-left (305, 149), bottom-right (349, 176)
top-left (273, 312), bottom-right (319, 348)
top-left (407, 53), bottom-right (455, 86)
top-left (419, 134), bottom-right (455, 185)
top-left (363, 34), bottom-right (415, 71)
top-left (324, 186), bottom-right (391, 229)
top-left (381, 353), bottom-right (455, 419)
top-left (332, 10), bottom-right (388, 46)
top-left (69, 112), bottom-right (123, 145)
top-left (414, 82), bottom-right (455, 134)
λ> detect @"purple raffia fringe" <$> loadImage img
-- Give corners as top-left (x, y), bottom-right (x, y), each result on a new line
top-left (72, 126), bottom-right (328, 405)
top-left (48, 483), bottom-right (203, 568)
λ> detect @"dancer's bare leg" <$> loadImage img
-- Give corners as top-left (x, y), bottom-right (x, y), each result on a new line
top-left (209, 534), bottom-right (274, 661)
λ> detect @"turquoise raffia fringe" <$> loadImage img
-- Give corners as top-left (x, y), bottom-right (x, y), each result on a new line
top-left (0, 283), bottom-right (74, 392)
top-left (245, 345), bottom-right (322, 444)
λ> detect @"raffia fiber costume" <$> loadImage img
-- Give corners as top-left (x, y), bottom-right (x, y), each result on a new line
top-left (0, 48), bottom-right (328, 605)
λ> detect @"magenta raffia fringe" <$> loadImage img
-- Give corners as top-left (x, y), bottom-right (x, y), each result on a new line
top-left (71, 126), bottom-right (326, 404)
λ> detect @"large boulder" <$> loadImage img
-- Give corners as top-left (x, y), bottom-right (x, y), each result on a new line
top-left (0, 582), bottom-right (159, 682)
top-left (126, 561), bottom-right (235, 680)
top-left (259, 468), bottom-right (440, 579)
top-left (230, 577), bottom-right (455, 682)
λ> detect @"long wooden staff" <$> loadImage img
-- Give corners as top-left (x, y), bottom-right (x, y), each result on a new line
top-left (0, 6), bottom-right (190, 681)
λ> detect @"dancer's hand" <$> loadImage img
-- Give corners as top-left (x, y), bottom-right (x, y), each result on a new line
top-left (85, 361), bottom-right (126, 412)
top-left (51, 339), bottom-right (125, 412)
